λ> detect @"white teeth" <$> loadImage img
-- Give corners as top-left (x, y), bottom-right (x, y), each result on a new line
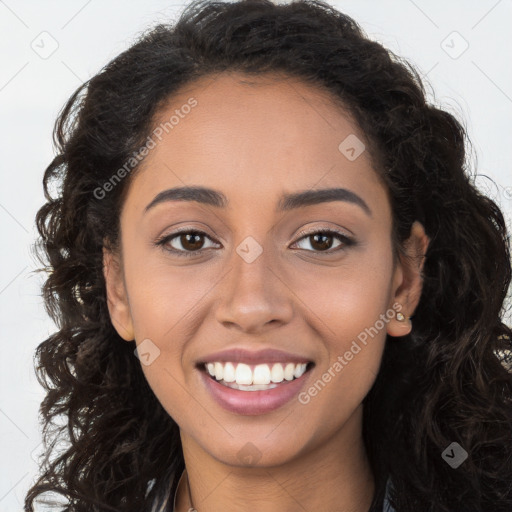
top-left (225, 382), bottom-right (279, 391)
top-left (214, 362), bottom-right (224, 381)
top-left (270, 363), bottom-right (284, 383)
top-left (294, 363), bottom-right (307, 379)
top-left (204, 361), bottom-right (310, 386)
top-left (223, 362), bottom-right (236, 383)
top-left (235, 363), bottom-right (253, 385)
top-left (253, 364), bottom-right (271, 385)
top-left (284, 363), bottom-right (295, 381)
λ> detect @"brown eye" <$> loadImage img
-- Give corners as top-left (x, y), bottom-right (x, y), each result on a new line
top-left (309, 233), bottom-right (335, 251)
top-left (155, 228), bottom-right (354, 258)
top-left (179, 232), bottom-right (206, 251)
top-left (292, 229), bottom-right (354, 254)
top-left (155, 229), bottom-right (220, 258)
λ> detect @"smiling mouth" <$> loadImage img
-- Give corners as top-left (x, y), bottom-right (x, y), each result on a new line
top-left (198, 361), bottom-right (315, 391)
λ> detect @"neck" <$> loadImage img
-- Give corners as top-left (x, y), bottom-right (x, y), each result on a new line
top-left (174, 405), bottom-right (375, 512)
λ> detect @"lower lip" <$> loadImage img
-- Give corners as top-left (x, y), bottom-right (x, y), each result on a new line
top-left (199, 366), bottom-right (313, 415)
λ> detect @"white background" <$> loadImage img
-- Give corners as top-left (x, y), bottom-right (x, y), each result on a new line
top-left (1, 1), bottom-right (511, 510)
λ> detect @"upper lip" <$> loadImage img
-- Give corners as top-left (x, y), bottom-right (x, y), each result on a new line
top-left (197, 348), bottom-right (313, 365)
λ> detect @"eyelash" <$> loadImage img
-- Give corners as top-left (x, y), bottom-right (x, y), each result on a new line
top-left (154, 227), bottom-right (355, 258)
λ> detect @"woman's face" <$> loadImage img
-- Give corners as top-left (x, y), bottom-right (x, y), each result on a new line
top-left (104, 72), bottom-right (426, 468)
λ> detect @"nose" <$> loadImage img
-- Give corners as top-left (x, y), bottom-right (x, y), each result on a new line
top-left (214, 241), bottom-right (294, 333)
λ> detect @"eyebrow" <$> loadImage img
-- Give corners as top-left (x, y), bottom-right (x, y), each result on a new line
top-left (144, 185), bottom-right (372, 216)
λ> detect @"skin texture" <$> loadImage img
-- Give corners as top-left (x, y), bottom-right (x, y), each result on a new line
top-left (103, 72), bottom-right (429, 512)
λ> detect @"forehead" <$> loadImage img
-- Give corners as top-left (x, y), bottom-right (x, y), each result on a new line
top-left (123, 71), bottom-right (387, 218)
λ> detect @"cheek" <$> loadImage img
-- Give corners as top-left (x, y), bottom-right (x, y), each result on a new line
top-left (122, 267), bottom-right (204, 422)
top-left (124, 251), bottom-right (213, 340)
top-left (290, 244), bottom-right (395, 348)
top-left (121, 256), bottom-right (219, 418)
top-left (289, 248), bottom-right (394, 421)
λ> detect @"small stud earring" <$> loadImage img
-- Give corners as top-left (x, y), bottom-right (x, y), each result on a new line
top-left (396, 312), bottom-right (406, 322)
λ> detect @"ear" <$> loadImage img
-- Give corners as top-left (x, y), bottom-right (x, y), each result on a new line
top-left (387, 221), bottom-right (430, 337)
top-left (103, 245), bottom-right (135, 341)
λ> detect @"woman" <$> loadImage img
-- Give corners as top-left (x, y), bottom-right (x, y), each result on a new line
top-left (25, 1), bottom-right (512, 511)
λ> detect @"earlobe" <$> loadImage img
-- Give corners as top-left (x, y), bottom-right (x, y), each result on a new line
top-left (103, 246), bottom-right (135, 342)
top-left (387, 221), bottom-right (430, 338)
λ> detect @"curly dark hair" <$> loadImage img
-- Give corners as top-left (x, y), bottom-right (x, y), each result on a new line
top-left (25, 0), bottom-right (512, 511)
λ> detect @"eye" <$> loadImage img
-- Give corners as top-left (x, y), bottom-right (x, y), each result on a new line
top-left (154, 227), bottom-right (355, 258)
top-left (155, 229), bottom-right (220, 258)
top-left (291, 228), bottom-right (355, 253)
